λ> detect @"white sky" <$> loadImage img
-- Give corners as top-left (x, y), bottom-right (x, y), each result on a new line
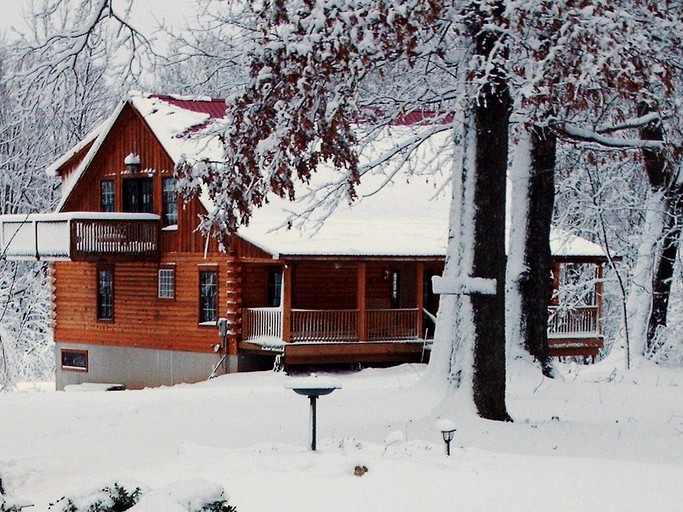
top-left (0, 0), bottom-right (201, 39)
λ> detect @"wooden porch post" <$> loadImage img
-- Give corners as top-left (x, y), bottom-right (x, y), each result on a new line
top-left (596, 263), bottom-right (604, 335)
top-left (357, 262), bottom-right (367, 341)
top-left (282, 264), bottom-right (292, 342)
top-left (416, 263), bottom-right (424, 339)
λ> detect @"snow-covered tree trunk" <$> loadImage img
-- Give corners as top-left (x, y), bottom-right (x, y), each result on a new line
top-left (623, 103), bottom-right (683, 361)
top-left (507, 125), bottom-right (555, 375)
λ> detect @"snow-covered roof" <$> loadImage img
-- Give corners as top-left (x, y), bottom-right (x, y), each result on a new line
top-left (49, 93), bottom-right (606, 259)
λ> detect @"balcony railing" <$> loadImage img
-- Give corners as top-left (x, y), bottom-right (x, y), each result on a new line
top-left (547, 305), bottom-right (600, 336)
top-left (243, 307), bottom-right (421, 343)
top-left (71, 217), bottom-right (159, 260)
top-left (0, 213), bottom-right (160, 262)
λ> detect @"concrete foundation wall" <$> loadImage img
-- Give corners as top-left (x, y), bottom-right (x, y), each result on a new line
top-left (55, 343), bottom-right (259, 390)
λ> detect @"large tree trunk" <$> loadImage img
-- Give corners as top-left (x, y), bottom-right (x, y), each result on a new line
top-left (469, 0), bottom-right (511, 421)
top-left (638, 102), bottom-right (683, 354)
top-left (646, 189), bottom-right (683, 350)
top-left (519, 125), bottom-right (555, 375)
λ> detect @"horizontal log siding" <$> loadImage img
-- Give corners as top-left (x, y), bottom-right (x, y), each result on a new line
top-left (53, 254), bottom-right (233, 354)
top-left (242, 265), bottom-right (270, 308)
top-left (293, 262), bottom-right (356, 309)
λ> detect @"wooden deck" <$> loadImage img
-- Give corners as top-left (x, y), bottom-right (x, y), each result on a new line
top-left (0, 213), bottom-right (160, 262)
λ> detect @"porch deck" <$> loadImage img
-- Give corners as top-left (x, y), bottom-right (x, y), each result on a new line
top-left (241, 305), bottom-right (603, 364)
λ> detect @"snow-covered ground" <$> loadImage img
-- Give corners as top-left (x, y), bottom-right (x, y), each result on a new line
top-left (1, 362), bottom-right (682, 511)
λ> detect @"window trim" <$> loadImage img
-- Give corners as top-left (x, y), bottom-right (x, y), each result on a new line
top-left (199, 268), bottom-right (219, 325)
top-left (158, 266), bottom-right (176, 300)
top-left (61, 349), bottom-right (89, 372)
top-left (97, 265), bottom-right (115, 322)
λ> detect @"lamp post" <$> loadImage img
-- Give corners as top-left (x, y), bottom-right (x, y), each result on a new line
top-left (286, 375), bottom-right (341, 451)
top-left (436, 419), bottom-right (457, 456)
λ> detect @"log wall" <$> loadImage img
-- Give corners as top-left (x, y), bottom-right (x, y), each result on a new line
top-left (53, 253), bottom-right (237, 354)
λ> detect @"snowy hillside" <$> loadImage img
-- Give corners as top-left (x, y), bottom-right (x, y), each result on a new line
top-left (1, 363), bottom-right (681, 511)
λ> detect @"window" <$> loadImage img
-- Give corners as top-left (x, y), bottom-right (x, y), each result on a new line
top-left (162, 177), bottom-right (178, 228)
top-left (158, 268), bottom-right (175, 299)
top-left (268, 270), bottom-right (283, 307)
top-left (390, 270), bottom-right (400, 308)
top-left (123, 177), bottom-right (154, 213)
top-left (61, 349), bottom-right (88, 371)
top-left (97, 266), bottom-right (114, 321)
top-left (101, 180), bottom-right (115, 212)
top-left (199, 270), bottom-right (218, 324)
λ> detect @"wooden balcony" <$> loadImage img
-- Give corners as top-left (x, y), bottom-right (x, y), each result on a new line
top-left (0, 213), bottom-right (160, 262)
top-left (547, 305), bottom-right (603, 358)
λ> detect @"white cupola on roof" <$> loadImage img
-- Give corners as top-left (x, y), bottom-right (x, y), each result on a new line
top-left (124, 153), bottom-right (141, 173)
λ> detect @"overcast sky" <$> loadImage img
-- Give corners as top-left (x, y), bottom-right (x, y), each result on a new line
top-left (0, 0), bottom-right (201, 40)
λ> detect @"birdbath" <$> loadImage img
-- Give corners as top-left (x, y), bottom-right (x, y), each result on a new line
top-left (286, 375), bottom-right (341, 451)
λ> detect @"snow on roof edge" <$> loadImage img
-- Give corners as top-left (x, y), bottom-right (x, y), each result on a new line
top-left (45, 127), bottom-right (101, 177)
top-left (55, 99), bottom-right (128, 212)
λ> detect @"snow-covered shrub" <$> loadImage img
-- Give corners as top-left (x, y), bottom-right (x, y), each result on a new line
top-left (48, 480), bottom-right (145, 512)
top-left (128, 479), bottom-right (235, 512)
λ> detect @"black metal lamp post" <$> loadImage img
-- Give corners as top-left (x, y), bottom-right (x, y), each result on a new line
top-left (286, 376), bottom-right (341, 451)
top-left (436, 419), bottom-right (457, 456)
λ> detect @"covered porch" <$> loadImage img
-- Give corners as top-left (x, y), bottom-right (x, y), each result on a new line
top-left (238, 259), bottom-right (441, 365)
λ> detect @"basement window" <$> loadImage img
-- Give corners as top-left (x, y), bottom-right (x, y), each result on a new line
top-left (61, 349), bottom-right (88, 372)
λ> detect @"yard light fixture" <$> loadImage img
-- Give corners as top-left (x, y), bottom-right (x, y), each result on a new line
top-left (436, 419), bottom-right (457, 456)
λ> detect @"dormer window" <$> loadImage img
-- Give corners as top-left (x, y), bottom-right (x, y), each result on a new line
top-left (123, 177), bottom-right (154, 213)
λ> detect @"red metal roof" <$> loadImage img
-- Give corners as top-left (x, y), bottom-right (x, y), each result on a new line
top-left (149, 95), bottom-right (453, 126)
top-left (150, 94), bottom-right (228, 119)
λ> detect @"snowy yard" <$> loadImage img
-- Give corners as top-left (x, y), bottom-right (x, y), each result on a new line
top-left (1, 362), bottom-right (682, 511)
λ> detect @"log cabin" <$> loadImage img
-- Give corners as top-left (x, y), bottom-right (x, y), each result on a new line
top-left (0, 93), bottom-right (609, 389)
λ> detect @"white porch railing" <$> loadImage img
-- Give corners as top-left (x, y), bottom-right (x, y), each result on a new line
top-left (547, 305), bottom-right (600, 336)
top-left (242, 307), bottom-right (283, 339)
top-left (243, 308), bottom-right (422, 343)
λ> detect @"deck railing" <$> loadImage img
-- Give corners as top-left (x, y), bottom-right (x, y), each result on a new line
top-left (243, 306), bottom-right (602, 343)
top-left (547, 305), bottom-right (600, 336)
top-left (72, 218), bottom-right (159, 259)
top-left (291, 309), bottom-right (359, 342)
top-left (242, 307), bottom-right (283, 339)
top-left (243, 308), bottom-right (421, 343)
top-left (366, 308), bottom-right (420, 340)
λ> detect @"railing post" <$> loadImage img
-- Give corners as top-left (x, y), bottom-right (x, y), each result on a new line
top-left (416, 263), bottom-right (424, 338)
top-left (357, 262), bottom-right (367, 342)
top-left (282, 264), bottom-right (292, 342)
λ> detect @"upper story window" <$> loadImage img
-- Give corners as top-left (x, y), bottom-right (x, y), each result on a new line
top-left (97, 266), bottom-right (114, 321)
top-left (101, 180), bottom-right (115, 212)
top-left (199, 270), bottom-right (218, 324)
top-left (123, 177), bottom-right (153, 214)
top-left (162, 177), bottom-right (178, 228)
